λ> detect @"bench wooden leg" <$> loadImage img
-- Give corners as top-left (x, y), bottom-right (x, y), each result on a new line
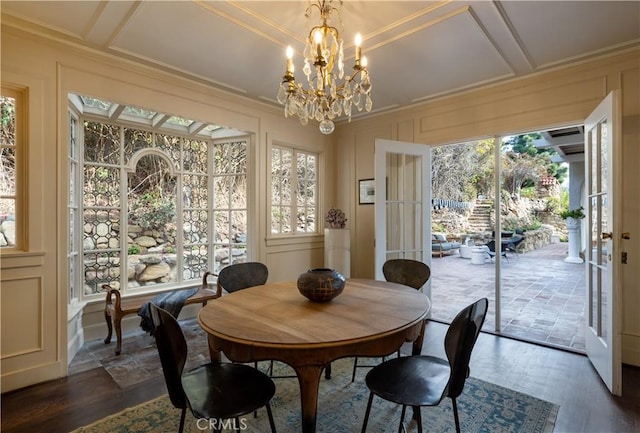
top-left (104, 308), bottom-right (123, 355)
top-left (104, 310), bottom-right (113, 344)
top-left (114, 315), bottom-right (123, 355)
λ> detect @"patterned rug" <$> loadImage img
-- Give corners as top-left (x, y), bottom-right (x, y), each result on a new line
top-left (72, 358), bottom-right (558, 433)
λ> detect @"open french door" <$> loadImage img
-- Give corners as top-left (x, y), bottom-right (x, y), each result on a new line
top-left (584, 90), bottom-right (622, 396)
top-left (373, 139), bottom-right (431, 297)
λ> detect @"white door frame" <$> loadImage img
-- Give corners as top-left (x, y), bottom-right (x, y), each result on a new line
top-left (374, 139), bottom-right (431, 296)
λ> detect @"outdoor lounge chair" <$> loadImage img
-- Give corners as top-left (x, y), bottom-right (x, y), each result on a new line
top-left (485, 240), bottom-right (508, 262)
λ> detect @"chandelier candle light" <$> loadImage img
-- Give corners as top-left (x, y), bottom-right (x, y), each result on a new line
top-left (276, 0), bottom-right (372, 134)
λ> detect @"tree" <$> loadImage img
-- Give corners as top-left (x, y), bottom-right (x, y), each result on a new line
top-left (504, 134), bottom-right (568, 186)
top-left (431, 139), bottom-right (494, 202)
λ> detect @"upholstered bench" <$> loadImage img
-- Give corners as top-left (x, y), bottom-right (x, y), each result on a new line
top-left (103, 272), bottom-right (220, 355)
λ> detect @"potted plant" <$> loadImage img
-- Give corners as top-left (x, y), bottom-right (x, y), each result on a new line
top-left (324, 207), bottom-right (350, 277)
top-left (559, 206), bottom-right (585, 263)
top-left (559, 206), bottom-right (585, 220)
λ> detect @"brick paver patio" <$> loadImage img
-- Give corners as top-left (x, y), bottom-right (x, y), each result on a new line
top-left (430, 242), bottom-right (586, 352)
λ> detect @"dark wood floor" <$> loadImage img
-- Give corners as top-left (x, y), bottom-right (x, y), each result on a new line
top-left (2, 321), bottom-right (639, 433)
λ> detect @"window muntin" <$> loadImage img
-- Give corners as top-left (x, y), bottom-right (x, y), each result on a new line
top-left (271, 146), bottom-right (318, 235)
top-left (69, 94), bottom-right (249, 300)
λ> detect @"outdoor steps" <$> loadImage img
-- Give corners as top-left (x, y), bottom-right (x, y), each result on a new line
top-left (468, 199), bottom-right (493, 232)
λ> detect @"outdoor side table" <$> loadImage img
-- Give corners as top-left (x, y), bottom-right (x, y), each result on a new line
top-left (471, 248), bottom-right (487, 264)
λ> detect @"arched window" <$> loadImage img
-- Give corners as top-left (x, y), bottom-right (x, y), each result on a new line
top-left (69, 94), bottom-right (249, 299)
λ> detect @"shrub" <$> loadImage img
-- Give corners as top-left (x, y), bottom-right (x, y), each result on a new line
top-left (130, 192), bottom-right (176, 230)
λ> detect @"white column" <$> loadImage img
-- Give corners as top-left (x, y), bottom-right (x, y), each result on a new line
top-left (564, 218), bottom-right (584, 263)
top-left (324, 228), bottom-right (351, 277)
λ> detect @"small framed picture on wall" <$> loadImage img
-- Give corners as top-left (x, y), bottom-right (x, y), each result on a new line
top-left (359, 179), bottom-right (375, 205)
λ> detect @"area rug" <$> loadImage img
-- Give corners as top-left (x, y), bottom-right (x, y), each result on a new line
top-left (72, 358), bottom-right (558, 433)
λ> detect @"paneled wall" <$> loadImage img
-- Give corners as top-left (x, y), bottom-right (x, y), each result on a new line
top-left (335, 49), bottom-right (640, 366)
top-left (0, 25), bottom-right (332, 392)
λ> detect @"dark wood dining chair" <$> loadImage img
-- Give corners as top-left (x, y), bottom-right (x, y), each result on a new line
top-left (361, 298), bottom-right (489, 433)
top-left (216, 261), bottom-right (269, 294)
top-left (150, 303), bottom-right (277, 433)
top-left (351, 259), bottom-right (431, 382)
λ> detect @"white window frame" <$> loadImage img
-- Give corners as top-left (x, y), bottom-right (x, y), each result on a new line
top-left (270, 144), bottom-right (319, 236)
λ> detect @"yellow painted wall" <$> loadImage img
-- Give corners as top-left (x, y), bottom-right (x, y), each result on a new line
top-left (0, 24), bottom-right (332, 391)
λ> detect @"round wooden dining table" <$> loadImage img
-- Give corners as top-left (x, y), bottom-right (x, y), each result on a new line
top-left (198, 278), bottom-right (431, 433)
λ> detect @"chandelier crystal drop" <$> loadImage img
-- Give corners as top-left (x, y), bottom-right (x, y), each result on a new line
top-left (276, 0), bottom-right (372, 134)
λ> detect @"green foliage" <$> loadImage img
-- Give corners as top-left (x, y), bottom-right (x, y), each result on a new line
top-left (432, 222), bottom-right (446, 233)
top-left (504, 134), bottom-right (568, 186)
top-left (545, 190), bottom-right (568, 214)
top-left (560, 206), bottom-right (585, 219)
top-left (520, 186), bottom-right (537, 199)
top-left (127, 245), bottom-right (140, 255)
top-left (523, 219), bottom-right (542, 230)
top-left (131, 191), bottom-right (176, 230)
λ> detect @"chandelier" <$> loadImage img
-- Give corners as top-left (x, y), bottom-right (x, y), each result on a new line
top-left (276, 0), bottom-right (372, 134)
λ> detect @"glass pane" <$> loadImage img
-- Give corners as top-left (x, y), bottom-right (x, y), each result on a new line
top-left (183, 174), bottom-right (208, 209)
top-left (0, 198), bottom-right (15, 247)
top-left (167, 116), bottom-right (192, 126)
top-left (386, 153), bottom-right (401, 202)
top-left (156, 134), bottom-right (181, 170)
top-left (601, 264), bottom-right (609, 340)
top-left (599, 121), bottom-right (608, 194)
top-left (83, 208), bottom-right (121, 251)
top-left (213, 143), bottom-right (229, 174)
top-left (84, 251), bottom-right (120, 295)
top-left (386, 202), bottom-right (402, 252)
top-left (0, 147), bottom-right (16, 195)
top-left (69, 255), bottom-right (76, 300)
top-left (183, 138), bottom-right (207, 173)
top-left (272, 206), bottom-right (291, 234)
top-left (84, 122), bottom-right (120, 164)
top-left (183, 210), bottom-right (208, 244)
top-left (214, 210), bottom-right (230, 243)
top-left (69, 208), bottom-right (75, 251)
top-left (123, 127), bottom-right (152, 161)
top-left (81, 96), bottom-right (111, 111)
top-left (590, 196), bottom-right (599, 264)
top-left (184, 245), bottom-right (207, 282)
top-left (0, 96), bottom-right (16, 146)
top-left (228, 142), bottom-right (247, 175)
top-left (214, 176), bottom-right (231, 208)
top-left (69, 162), bottom-right (76, 205)
top-left (590, 128), bottom-right (598, 195)
top-left (601, 194), bottom-right (609, 265)
top-left (590, 264), bottom-right (599, 331)
top-left (230, 210), bottom-right (247, 243)
top-left (69, 116), bottom-right (77, 158)
top-left (122, 105), bottom-right (156, 119)
top-left (83, 166), bottom-right (120, 207)
top-left (230, 174), bottom-right (247, 209)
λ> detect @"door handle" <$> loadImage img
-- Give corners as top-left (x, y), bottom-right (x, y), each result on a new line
top-left (602, 232), bottom-right (613, 240)
top-left (622, 232), bottom-right (630, 240)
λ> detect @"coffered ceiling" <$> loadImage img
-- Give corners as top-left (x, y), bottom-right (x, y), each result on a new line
top-left (2, 1), bottom-right (639, 124)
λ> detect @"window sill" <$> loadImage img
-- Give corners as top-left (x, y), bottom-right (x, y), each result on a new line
top-left (266, 233), bottom-right (324, 247)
